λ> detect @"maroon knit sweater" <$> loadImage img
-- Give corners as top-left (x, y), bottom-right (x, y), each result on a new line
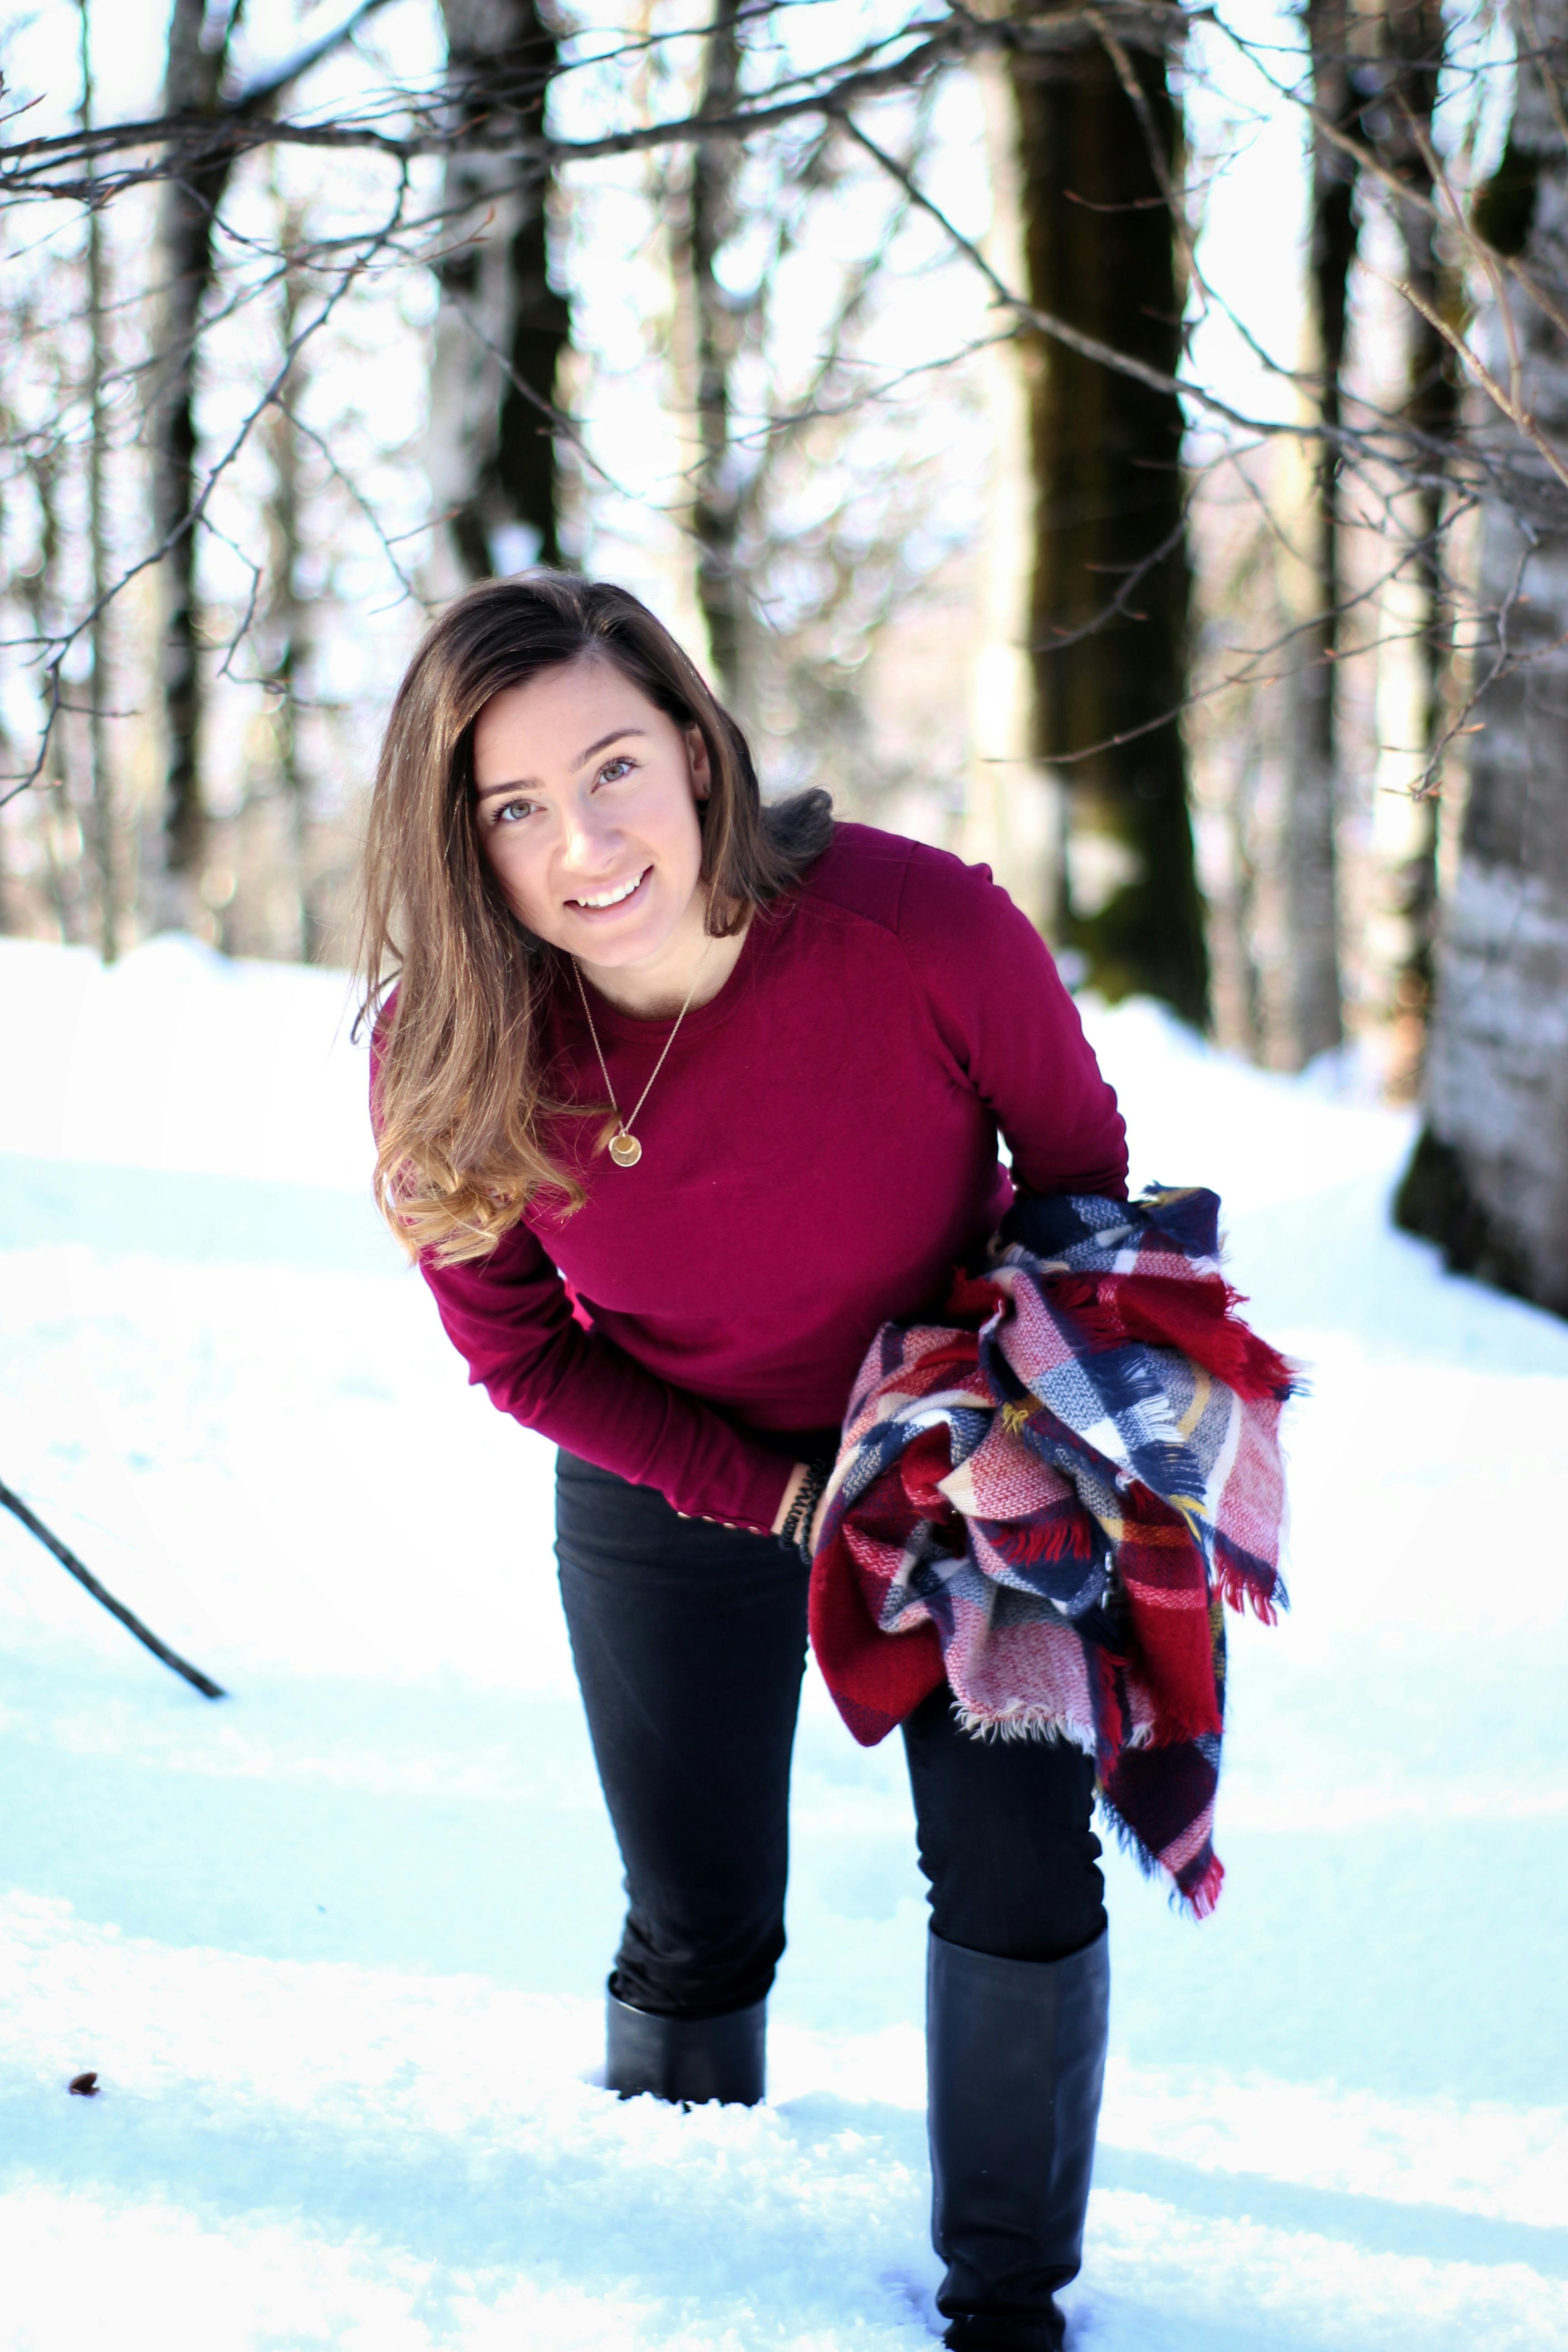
top-left (411, 823), bottom-right (1127, 1533)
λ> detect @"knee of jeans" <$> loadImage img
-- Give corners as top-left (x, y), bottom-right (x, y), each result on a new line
top-left (915, 1789), bottom-right (1106, 1963)
top-left (923, 1847), bottom-right (1107, 1965)
top-left (613, 1907), bottom-right (785, 2019)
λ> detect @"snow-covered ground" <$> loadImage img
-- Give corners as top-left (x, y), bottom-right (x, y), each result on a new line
top-left (2, 932), bottom-right (1566, 2352)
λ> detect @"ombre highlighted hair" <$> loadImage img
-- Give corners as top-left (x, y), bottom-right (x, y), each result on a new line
top-left (357, 572), bottom-right (832, 1263)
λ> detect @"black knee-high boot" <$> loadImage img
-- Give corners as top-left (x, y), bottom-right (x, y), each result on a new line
top-left (926, 1926), bottom-right (1110, 2352)
top-left (605, 1991), bottom-right (767, 2107)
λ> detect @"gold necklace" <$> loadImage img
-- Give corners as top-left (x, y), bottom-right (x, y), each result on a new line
top-left (572, 947), bottom-right (708, 1168)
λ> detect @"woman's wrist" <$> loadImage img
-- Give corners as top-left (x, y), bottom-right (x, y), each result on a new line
top-left (771, 1463), bottom-right (809, 1539)
top-left (775, 1454), bottom-right (834, 1563)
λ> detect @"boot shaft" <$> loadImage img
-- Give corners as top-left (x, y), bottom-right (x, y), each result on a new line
top-left (606, 1991), bottom-right (767, 2106)
top-left (927, 1927), bottom-right (1110, 2346)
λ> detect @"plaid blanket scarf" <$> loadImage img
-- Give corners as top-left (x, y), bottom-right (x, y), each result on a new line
top-left (808, 1186), bottom-right (1297, 1915)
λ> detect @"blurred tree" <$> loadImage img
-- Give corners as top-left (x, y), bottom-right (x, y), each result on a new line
top-left (1396, 0), bottom-right (1568, 1315)
top-left (145, 0), bottom-right (241, 927)
top-left (1010, 10), bottom-right (1208, 1025)
top-left (1186, 501), bottom-right (1279, 1060)
top-left (679, 0), bottom-right (746, 701)
top-left (264, 204), bottom-right (318, 962)
top-left (78, 0), bottom-right (117, 962)
top-left (1376, 0), bottom-right (1455, 1063)
top-left (14, 421), bottom-right (81, 942)
top-left (144, 1), bottom-right (392, 929)
top-left (660, 44), bottom-right (950, 769)
top-left (1280, 0), bottom-right (1368, 1067)
top-left (428, 0), bottom-right (571, 583)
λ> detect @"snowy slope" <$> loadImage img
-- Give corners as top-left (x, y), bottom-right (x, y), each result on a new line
top-left (2, 934), bottom-right (1566, 2352)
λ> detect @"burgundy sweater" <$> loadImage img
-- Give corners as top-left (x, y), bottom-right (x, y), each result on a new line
top-left (415, 823), bottom-right (1127, 1534)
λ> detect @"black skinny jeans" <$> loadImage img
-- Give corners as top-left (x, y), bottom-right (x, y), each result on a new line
top-left (554, 1450), bottom-right (1107, 2019)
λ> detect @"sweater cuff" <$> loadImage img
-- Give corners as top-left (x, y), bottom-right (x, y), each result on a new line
top-left (678, 1441), bottom-right (799, 1537)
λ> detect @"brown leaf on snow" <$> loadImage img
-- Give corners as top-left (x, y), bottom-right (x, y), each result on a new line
top-left (68, 2071), bottom-right (99, 2097)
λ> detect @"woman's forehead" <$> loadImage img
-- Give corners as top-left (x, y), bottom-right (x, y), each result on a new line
top-left (472, 658), bottom-right (666, 779)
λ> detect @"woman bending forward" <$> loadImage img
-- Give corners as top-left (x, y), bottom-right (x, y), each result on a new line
top-left (361, 574), bottom-right (1128, 2352)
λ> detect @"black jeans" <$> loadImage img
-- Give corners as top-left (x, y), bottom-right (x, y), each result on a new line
top-left (554, 1450), bottom-right (1107, 2019)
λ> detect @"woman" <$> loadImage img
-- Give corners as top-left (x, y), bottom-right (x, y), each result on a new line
top-left (361, 573), bottom-right (1128, 2352)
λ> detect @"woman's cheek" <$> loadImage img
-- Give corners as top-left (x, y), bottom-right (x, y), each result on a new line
top-left (485, 832), bottom-right (540, 924)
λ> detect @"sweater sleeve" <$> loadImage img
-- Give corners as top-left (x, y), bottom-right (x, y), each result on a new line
top-left (896, 843), bottom-right (1129, 1199)
top-left (369, 1000), bottom-right (795, 1533)
top-left (417, 1229), bottom-right (798, 1532)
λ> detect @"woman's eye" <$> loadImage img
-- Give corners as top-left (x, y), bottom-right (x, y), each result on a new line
top-left (494, 798), bottom-right (535, 825)
top-left (597, 756), bottom-right (635, 785)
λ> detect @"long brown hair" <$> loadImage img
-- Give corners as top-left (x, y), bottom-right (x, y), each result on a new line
top-left (358, 572), bottom-right (833, 1262)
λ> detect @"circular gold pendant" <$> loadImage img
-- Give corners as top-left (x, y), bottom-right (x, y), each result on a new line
top-left (608, 1131), bottom-right (642, 1167)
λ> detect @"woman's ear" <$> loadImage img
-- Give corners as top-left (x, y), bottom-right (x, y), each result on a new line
top-left (686, 725), bottom-right (713, 801)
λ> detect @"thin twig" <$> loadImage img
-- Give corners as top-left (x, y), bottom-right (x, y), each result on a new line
top-left (1210, 8), bottom-right (1568, 350)
top-left (1393, 274), bottom-right (1568, 495)
top-left (0, 1475), bottom-right (226, 1700)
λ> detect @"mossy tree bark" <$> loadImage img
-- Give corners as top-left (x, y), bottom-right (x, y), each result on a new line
top-left (1010, 20), bottom-right (1207, 1026)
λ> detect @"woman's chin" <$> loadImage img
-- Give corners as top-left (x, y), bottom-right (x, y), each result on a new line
top-left (523, 867), bottom-right (706, 973)
top-left (567, 887), bottom-right (710, 972)
top-left (562, 904), bottom-right (676, 970)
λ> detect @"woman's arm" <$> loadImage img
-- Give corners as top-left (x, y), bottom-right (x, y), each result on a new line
top-left (374, 996), bottom-right (796, 1533)
top-left (420, 1223), bottom-right (798, 1534)
top-left (897, 844), bottom-right (1129, 1200)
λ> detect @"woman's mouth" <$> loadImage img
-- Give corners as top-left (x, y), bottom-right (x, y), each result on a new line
top-left (567, 867), bottom-right (651, 916)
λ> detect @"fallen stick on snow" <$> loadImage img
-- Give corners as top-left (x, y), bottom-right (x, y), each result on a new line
top-left (0, 1475), bottom-right (226, 1700)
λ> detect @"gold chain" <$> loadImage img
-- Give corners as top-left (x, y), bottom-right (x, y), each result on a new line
top-left (572, 947), bottom-right (707, 1166)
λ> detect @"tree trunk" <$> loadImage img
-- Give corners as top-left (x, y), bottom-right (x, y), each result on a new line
top-left (1378, 0), bottom-right (1454, 1053)
top-left (1282, 0), bottom-right (1362, 1066)
top-left (145, 0), bottom-right (240, 924)
top-left (266, 208), bottom-right (318, 962)
top-left (683, 0), bottom-right (746, 702)
top-left (79, 0), bottom-right (118, 962)
top-left (429, 0), bottom-right (569, 587)
top-left (1010, 19), bottom-right (1208, 1025)
top-left (18, 432), bottom-right (83, 941)
top-left (1395, 0), bottom-right (1568, 1315)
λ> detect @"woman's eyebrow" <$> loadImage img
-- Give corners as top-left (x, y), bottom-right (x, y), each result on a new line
top-left (474, 727), bottom-right (649, 801)
top-left (574, 725), bottom-right (647, 769)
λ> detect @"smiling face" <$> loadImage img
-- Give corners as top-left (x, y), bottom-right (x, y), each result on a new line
top-left (471, 657), bottom-right (712, 980)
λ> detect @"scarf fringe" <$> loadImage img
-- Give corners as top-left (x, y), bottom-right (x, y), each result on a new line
top-left (1044, 1272), bottom-right (1302, 1406)
top-left (951, 1704), bottom-right (1102, 1752)
top-left (1096, 1789), bottom-right (1226, 1920)
top-left (1215, 1558), bottom-right (1287, 1623)
top-left (981, 1514), bottom-right (1098, 1567)
top-left (1181, 1854), bottom-right (1225, 1919)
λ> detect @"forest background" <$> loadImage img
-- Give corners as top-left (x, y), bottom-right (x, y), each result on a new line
top-left (2, 0), bottom-right (1566, 1323)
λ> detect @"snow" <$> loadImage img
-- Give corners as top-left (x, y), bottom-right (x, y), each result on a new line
top-left (2, 932), bottom-right (1567, 2351)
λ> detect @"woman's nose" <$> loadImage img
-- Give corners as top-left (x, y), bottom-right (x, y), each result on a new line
top-left (559, 796), bottom-right (617, 871)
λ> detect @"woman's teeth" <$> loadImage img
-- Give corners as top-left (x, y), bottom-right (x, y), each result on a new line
top-left (572, 870), bottom-right (646, 910)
